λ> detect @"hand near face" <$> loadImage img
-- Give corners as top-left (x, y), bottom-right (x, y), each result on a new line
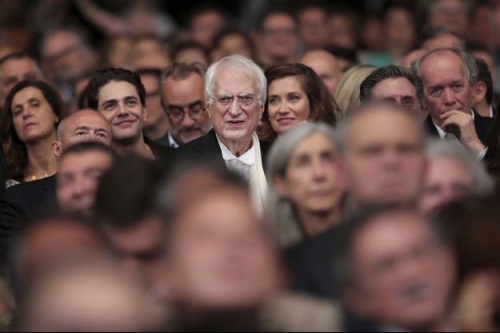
top-left (440, 111), bottom-right (485, 154)
top-left (456, 272), bottom-right (500, 332)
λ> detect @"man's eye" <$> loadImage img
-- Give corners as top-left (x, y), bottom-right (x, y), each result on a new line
top-left (126, 100), bottom-right (137, 106)
top-left (219, 97), bottom-right (232, 104)
top-left (76, 131), bottom-right (87, 136)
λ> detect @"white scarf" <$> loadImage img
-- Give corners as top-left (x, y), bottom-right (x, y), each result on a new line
top-left (249, 132), bottom-right (268, 215)
top-left (219, 133), bottom-right (268, 215)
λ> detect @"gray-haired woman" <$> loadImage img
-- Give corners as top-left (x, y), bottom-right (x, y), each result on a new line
top-left (266, 122), bottom-right (346, 248)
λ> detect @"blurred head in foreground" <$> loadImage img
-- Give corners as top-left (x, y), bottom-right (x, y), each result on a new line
top-left (334, 205), bottom-right (456, 332)
top-left (17, 257), bottom-right (164, 332)
top-left (157, 164), bottom-right (283, 311)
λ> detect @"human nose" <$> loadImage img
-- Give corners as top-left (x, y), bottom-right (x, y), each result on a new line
top-left (228, 99), bottom-right (242, 116)
top-left (443, 89), bottom-right (455, 106)
top-left (181, 109), bottom-right (195, 127)
top-left (278, 100), bottom-right (289, 114)
top-left (118, 102), bottom-right (129, 115)
top-left (312, 159), bottom-right (328, 180)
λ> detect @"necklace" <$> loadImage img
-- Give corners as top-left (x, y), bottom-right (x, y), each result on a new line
top-left (27, 167), bottom-right (51, 181)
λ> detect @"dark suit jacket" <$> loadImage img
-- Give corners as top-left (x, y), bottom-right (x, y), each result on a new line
top-left (174, 130), bottom-right (271, 171)
top-left (145, 137), bottom-right (174, 168)
top-left (423, 110), bottom-right (493, 145)
top-left (0, 176), bottom-right (57, 264)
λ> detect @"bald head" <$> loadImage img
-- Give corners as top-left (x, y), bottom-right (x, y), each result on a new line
top-left (301, 50), bottom-right (341, 95)
top-left (54, 110), bottom-right (112, 157)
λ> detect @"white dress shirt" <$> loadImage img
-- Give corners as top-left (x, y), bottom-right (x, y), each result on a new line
top-left (168, 133), bottom-right (180, 149)
top-left (218, 138), bottom-right (255, 182)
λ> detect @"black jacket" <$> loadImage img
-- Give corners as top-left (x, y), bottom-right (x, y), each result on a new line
top-left (0, 176), bottom-right (57, 264)
top-left (423, 110), bottom-right (493, 145)
top-left (174, 130), bottom-right (271, 171)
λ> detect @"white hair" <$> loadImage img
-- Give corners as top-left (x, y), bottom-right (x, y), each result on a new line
top-left (204, 55), bottom-right (267, 106)
top-left (266, 122), bottom-right (338, 248)
top-left (426, 139), bottom-right (495, 197)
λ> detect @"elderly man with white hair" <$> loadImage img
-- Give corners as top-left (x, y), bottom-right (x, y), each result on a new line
top-left (175, 55), bottom-right (270, 213)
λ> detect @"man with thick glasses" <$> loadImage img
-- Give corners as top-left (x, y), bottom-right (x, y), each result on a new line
top-left (160, 63), bottom-right (212, 148)
top-left (175, 55), bottom-right (270, 214)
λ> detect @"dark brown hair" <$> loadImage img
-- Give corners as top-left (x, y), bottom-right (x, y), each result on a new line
top-left (1, 80), bottom-right (66, 182)
top-left (259, 63), bottom-right (339, 142)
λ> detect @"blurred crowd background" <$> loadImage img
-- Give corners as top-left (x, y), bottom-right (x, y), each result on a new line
top-left (0, 0), bottom-right (498, 332)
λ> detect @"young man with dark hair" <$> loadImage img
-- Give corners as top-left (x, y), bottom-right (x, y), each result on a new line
top-left (85, 68), bottom-right (173, 165)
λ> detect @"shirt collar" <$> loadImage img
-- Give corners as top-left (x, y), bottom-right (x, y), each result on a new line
top-left (168, 133), bottom-right (179, 149)
top-left (217, 136), bottom-right (255, 166)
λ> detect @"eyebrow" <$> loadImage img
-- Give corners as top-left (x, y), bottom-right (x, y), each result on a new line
top-left (102, 95), bottom-right (139, 105)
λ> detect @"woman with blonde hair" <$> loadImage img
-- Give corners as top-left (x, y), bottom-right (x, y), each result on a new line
top-left (334, 65), bottom-right (376, 116)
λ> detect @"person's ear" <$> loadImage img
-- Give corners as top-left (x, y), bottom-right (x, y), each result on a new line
top-left (53, 141), bottom-right (62, 158)
top-left (206, 103), bottom-right (212, 119)
top-left (474, 82), bottom-right (487, 104)
top-left (143, 107), bottom-right (148, 122)
top-left (273, 174), bottom-right (289, 198)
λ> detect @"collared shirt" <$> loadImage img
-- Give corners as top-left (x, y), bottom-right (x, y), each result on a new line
top-left (168, 133), bottom-right (180, 149)
top-left (217, 137), bottom-right (255, 181)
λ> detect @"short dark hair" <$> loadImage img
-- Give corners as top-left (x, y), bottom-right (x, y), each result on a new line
top-left (323, 45), bottom-right (359, 66)
top-left (135, 68), bottom-right (162, 79)
top-left (475, 58), bottom-right (494, 105)
top-left (61, 141), bottom-right (118, 162)
top-left (160, 62), bottom-right (205, 108)
top-left (187, 3), bottom-right (229, 28)
top-left (85, 68), bottom-right (146, 110)
top-left (360, 65), bottom-right (424, 105)
top-left (212, 27), bottom-right (256, 58)
top-left (419, 27), bottom-right (466, 49)
top-left (258, 8), bottom-right (297, 33)
top-left (170, 41), bottom-right (210, 64)
top-left (95, 156), bottom-right (167, 230)
top-left (0, 52), bottom-right (39, 67)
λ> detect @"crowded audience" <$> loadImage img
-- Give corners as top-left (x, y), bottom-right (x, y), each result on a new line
top-left (0, 0), bottom-right (500, 331)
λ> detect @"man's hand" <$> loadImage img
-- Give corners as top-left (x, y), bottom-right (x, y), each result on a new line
top-left (441, 111), bottom-right (485, 154)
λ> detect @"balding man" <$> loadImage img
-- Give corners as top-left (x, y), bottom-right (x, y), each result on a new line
top-left (414, 48), bottom-right (492, 156)
top-left (0, 110), bottom-right (113, 260)
top-left (301, 50), bottom-right (341, 95)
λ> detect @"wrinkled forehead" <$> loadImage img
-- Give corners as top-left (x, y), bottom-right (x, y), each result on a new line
top-left (420, 51), bottom-right (467, 79)
top-left (65, 113), bottom-right (111, 132)
top-left (213, 67), bottom-right (258, 96)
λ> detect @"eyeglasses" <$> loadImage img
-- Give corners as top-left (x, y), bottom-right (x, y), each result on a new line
top-left (166, 101), bottom-right (206, 123)
top-left (211, 94), bottom-right (260, 107)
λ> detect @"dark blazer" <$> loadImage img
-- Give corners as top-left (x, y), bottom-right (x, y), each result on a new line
top-left (174, 130), bottom-right (271, 171)
top-left (0, 176), bottom-right (57, 263)
top-left (423, 110), bottom-right (493, 145)
top-left (145, 137), bottom-right (174, 168)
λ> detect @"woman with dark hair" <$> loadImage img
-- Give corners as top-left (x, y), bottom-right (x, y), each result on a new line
top-left (259, 63), bottom-right (339, 143)
top-left (1, 80), bottom-right (66, 185)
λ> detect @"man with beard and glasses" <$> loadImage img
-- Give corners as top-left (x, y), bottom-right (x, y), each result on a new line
top-left (160, 63), bottom-right (212, 148)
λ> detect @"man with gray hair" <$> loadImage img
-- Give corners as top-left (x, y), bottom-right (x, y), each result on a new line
top-left (414, 48), bottom-right (492, 156)
top-left (160, 62), bottom-right (212, 148)
top-left (420, 139), bottom-right (494, 215)
top-left (360, 65), bottom-right (424, 119)
top-left (175, 55), bottom-right (270, 213)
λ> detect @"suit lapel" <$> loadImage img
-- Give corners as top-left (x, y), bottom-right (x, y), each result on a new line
top-left (423, 115), bottom-right (440, 138)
